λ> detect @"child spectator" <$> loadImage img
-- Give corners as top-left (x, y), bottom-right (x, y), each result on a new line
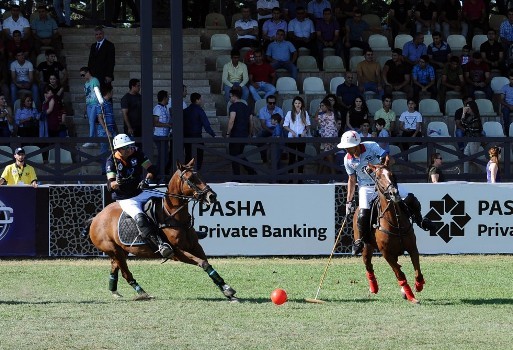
top-left (271, 113), bottom-right (283, 137)
top-left (374, 118), bottom-right (390, 152)
top-left (357, 121), bottom-right (372, 138)
top-left (460, 45), bottom-right (471, 66)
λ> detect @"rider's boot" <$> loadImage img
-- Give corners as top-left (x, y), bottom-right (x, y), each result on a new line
top-left (134, 213), bottom-right (174, 259)
top-left (353, 208), bottom-right (371, 256)
top-left (402, 193), bottom-right (436, 232)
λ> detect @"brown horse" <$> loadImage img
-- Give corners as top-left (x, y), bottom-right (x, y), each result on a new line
top-left (352, 162), bottom-right (425, 304)
top-left (87, 159), bottom-right (238, 302)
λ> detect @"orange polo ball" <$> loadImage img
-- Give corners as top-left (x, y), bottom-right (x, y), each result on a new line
top-left (270, 288), bottom-right (288, 305)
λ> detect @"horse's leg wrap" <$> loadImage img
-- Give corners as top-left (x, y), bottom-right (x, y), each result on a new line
top-left (415, 278), bottom-right (425, 292)
top-left (398, 279), bottom-right (416, 302)
top-left (202, 263), bottom-right (225, 287)
top-left (109, 272), bottom-right (118, 292)
top-left (134, 213), bottom-right (173, 258)
top-left (366, 271), bottom-right (379, 294)
top-left (129, 280), bottom-right (146, 295)
top-left (402, 193), bottom-right (435, 232)
top-left (353, 209), bottom-right (371, 255)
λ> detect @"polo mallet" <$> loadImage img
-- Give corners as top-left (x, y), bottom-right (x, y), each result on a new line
top-left (305, 213), bottom-right (350, 304)
top-left (93, 86), bottom-right (118, 169)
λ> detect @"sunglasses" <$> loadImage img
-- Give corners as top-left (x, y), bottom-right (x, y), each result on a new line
top-left (436, 157), bottom-right (442, 160)
top-left (268, 101), bottom-right (276, 105)
top-left (80, 73), bottom-right (85, 77)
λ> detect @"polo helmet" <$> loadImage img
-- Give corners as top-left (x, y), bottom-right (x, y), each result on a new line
top-left (337, 130), bottom-right (361, 149)
top-left (113, 134), bottom-right (135, 149)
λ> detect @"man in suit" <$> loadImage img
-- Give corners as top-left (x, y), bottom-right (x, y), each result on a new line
top-left (87, 26), bottom-right (115, 88)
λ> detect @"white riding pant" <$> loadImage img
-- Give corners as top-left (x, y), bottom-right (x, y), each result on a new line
top-left (117, 190), bottom-right (165, 219)
top-left (358, 184), bottom-right (408, 209)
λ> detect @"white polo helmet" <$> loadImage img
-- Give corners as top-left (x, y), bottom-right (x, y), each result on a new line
top-left (113, 134), bottom-right (135, 149)
top-left (337, 130), bottom-right (361, 149)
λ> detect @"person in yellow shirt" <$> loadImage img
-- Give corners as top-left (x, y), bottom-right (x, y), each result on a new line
top-left (0, 147), bottom-right (38, 187)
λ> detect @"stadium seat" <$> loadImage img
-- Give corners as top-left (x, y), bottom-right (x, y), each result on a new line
top-left (323, 47), bottom-right (336, 57)
top-left (472, 34), bottom-right (488, 52)
top-left (491, 76), bottom-right (508, 94)
top-left (423, 34), bottom-right (433, 47)
top-left (362, 14), bottom-right (381, 27)
top-left (216, 54), bottom-right (231, 72)
top-left (447, 34), bottom-right (467, 51)
top-left (330, 77), bottom-right (344, 94)
top-left (419, 99), bottom-right (443, 117)
top-left (509, 123), bottom-right (513, 137)
top-left (276, 77), bottom-right (299, 94)
top-left (231, 12), bottom-right (243, 28)
top-left (368, 34), bottom-right (391, 51)
top-left (395, 34), bottom-right (412, 49)
top-left (435, 144), bottom-right (459, 163)
top-left (239, 46), bottom-right (251, 59)
top-left (0, 145), bottom-right (12, 164)
top-left (366, 99), bottom-right (383, 116)
top-left (303, 77), bottom-right (326, 94)
top-left (23, 145), bottom-right (44, 164)
top-left (427, 121), bottom-right (450, 137)
top-left (308, 98), bottom-right (323, 118)
top-left (254, 98), bottom-right (267, 115)
top-left (282, 98), bottom-right (293, 116)
top-left (483, 121), bottom-right (505, 136)
top-left (297, 55), bottom-right (319, 72)
top-left (475, 98), bottom-right (498, 117)
top-left (377, 55), bottom-right (391, 68)
top-left (205, 13), bottom-right (227, 29)
top-left (210, 34), bottom-right (232, 50)
top-left (389, 144), bottom-right (402, 157)
top-left (445, 99), bottom-right (463, 117)
top-left (298, 47), bottom-right (311, 56)
top-left (48, 149), bottom-right (73, 164)
top-left (243, 144), bottom-right (263, 164)
top-left (392, 98), bottom-right (407, 116)
top-left (349, 55), bottom-right (365, 72)
top-left (323, 56), bottom-right (345, 72)
top-left (408, 145), bottom-right (427, 164)
top-left (36, 53), bottom-right (46, 67)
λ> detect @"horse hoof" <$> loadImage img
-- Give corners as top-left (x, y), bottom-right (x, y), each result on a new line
top-left (111, 291), bottom-right (123, 299)
top-left (228, 296), bottom-right (240, 303)
top-left (415, 280), bottom-right (425, 292)
top-left (133, 293), bottom-right (154, 301)
top-left (221, 284), bottom-right (237, 298)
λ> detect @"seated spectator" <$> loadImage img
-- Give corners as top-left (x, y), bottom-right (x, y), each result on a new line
top-left (427, 31), bottom-right (451, 70)
top-left (356, 48), bottom-right (383, 98)
top-left (316, 8), bottom-right (341, 65)
top-left (374, 94), bottom-right (397, 136)
top-left (0, 94), bottom-right (13, 137)
top-left (412, 54), bottom-right (437, 100)
top-left (222, 49), bottom-right (249, 103)
top-left (465, 52), bottom-right (492, 100)
top-left (414, 0), bottom-right (440, 34)
top-left (248, 49), bottom-right (277, 101)
top-left (31, 5), bottom-right (60, 56)
top-left (403, 32), bottom-right (427, 67)
top-left (460, 45), bottom-right (471, 67)
top-left (461, 100), bottom-right (483, 173)
top-left (307, 0), bottom-right (331, 21)
top-left (314, 99), bottom-right (338, 172)
top-left (266, 29), bottom-right (298, 79)
top-left (256, 94), bottom-right (284, 163)
top-left (388, 0), bottom-right (413, 39)
top-left (334, 0), bottom-right (358, 28)
top-left (374, 117), bottom-right (390, 152)
top-left (343, 9), bottom-right (370, 69)
top-left (499, 72), bottom-right (513, 135)
top-left (440, 56), bottom-right (464, 105)
top-left (480, 29), bottom-right (505, 74)
top-left (6, 30), bottom-right (31, 62)
top-left (440, 0), bottom-right (467, 40)
top-left (398, 98), bottom-right (423, 150)
top-left (262, 7), bottom-right (287, 50)
top-left (345, 96), bottom-right (371, 131)
top-left (287, 6), bottom-right (316, 56)
top-left (14, 94), bottom-right (39, 138)
top-left (282, 0), bottom-right (308, 22)
top-left (499, 9), bottom-right (513, 63)
top-left (257, 0), bottom-right (280, 29)
top-left (382, 48), bottom-right (413, 98)
top-left (3, 4), bottom-right (31, 41)
top-left (336, 71), bottom-right (360, 117)
top-left (47, 74), bottom-right (64, 98)
top-left (454, 95), bottom-right (474, 151)
top-left (54, 0), bottom-right (72, 27)
top-left (242, 44), bottom-right (260, 66)
top-left (10, 50), bottom-right (39, 108)
top-left (36, 49), bottom-right (67, 97)
top-left (357, 121), bottom-right (372, 138)
top-left (326, 93), bottom-right (344, 121)
top-left (462, 0), bottom-right (487, 42)
top-left (234, 5), bottom-right (259, 52)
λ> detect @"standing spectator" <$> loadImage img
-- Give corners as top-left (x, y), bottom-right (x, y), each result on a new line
top-left (454, 95), bottom-right (474, 151)
top-left (356, 48), bottom-right (383, 98)
top-left (10, 50), bottom-right (39, 108)
top-left (374, 94), bottom-right (396, 136)
top-left (256, 94), bottom-right (283, 163)
top-left (336, 71), bottom-right (360, 117)
top-left (249, 49), bottom-right (277, 101)
top-left (54, 0), bottom-right (71, 27)
top-left (440, 0), bottom-right (467, 40)
top-left (462, 0), bottom-right (487, 42)
top-left (316, 8), bottom-right (341, 64)
top-left (257, 0), bottom-right (280, 28)
top-left (47, 74), bottom-right (64, 98)
top-left (283, 96), bottom-right (310, 177)
top-left (41, 85), bottom-right (65, 139)
top-left (499, 9), bottom-right (513, 64)
top-left (283, 0), bottom-right (307, 21)
top-left (6, 30), bottom-right (31, 62)
top-left (307, 0), bottom-right (331, 21)
top-left (262, 7), bottom-right (287, 50)
top-left (427, 31), bottom-right (451, 70)
top-left (343, 9), bottom-right (370, 69)
top-left (222, 49), bottom-right (249, 103)
top-left (499, 72), bottom-right (513, 135)
top-left (486, 146), bottom-right (501, 183)
top-left (461, 100), bottom-right (483, 173)
top-left (480, 29), bottom-right (505, 74)
top-left (183, 93), bottom-right (216, 170)
top-left (314, 97), bottom-right (338, 175)
top-left (412, 55), bottom-right (437, 100)
top-left (153, 90), bottom-right (172, 176)
top-left (345, 97), bottom-right (371, 131)
top-left (36, 49), bottom-right (67, 98)
top-left (403, 32), bottom-right (427, 67)
top-left (440, 56), bottom-right (464, 106)
top-left (120, 78), bottom-right (142, 137)
top-left (30, 5), bottom-right (60, 56)
top-left (414, 0), bottom-right (440, 35)
top-left (287, 6), bottom-right (316, 57)
top-left (80, 67), bottom-right (100, 147)
top-left (0, 147), bottom-right (38, 187)
top-left (427, 152), bottom-right (445, 183)
top-left (14, 94), bottom-right (39, 139)
top-left (266, 29), bottom-right (298, 80)
top-left (0, 95), bottom-right (13, 137)
top-left (388, 0), bottom-right (413, 39)
top-left (88, 26), bottom-right (115, 88)
top-left (3, 4), bottom-right (31, 41)
top-left (233, 5), bottom-right (259, 52)
top-left (465, 52), bottom-right (492, 100)
top-left (398, 99), bottom-right (423, 150)
top-left (226, 88), bottom-right (256, 177)
top-left (95, 84), bottom-right (117, 173)
top-left (382, 48), bottom-right (413, 99)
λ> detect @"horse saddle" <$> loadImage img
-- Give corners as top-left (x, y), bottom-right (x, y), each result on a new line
top-left (117, 197), bottom-right (161, 246)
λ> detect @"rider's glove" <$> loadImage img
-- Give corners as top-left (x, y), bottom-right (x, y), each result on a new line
top-left (116, 175), bottom-right (126, 185)
top-left (346, 201), bottom-right (355, 215)
top-left (138, 178), bottom-right (150, 190)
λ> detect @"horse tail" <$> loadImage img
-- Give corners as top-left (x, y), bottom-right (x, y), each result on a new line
top-left (81, 217), bottom-right (94, 239)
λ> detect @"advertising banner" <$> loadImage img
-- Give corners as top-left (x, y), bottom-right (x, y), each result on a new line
top-left (194, 183), bottom-right (336, 255)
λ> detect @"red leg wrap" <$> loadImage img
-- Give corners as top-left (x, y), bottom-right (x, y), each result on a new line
top-left (415, 278), bottom-right (425, 292)
top-left (366, 271), bottom-right (379, 294)
top-left (398, 280), bottom-right (416, 302)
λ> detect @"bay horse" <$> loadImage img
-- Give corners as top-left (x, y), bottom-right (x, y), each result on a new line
top-left (353, 162), bottom-right (425, 304)
top-left (87, 159), bottom-right (238, 302)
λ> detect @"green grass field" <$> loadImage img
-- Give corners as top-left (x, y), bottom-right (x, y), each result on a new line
top-left (1, 256), bottom-right (512, 350)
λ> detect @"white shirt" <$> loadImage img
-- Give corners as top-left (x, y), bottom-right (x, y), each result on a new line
top-left (153, 104), bottom-right (170, 137)
top-left (235, 18), bottom-right (259, 40)
top-left (399, 110), bottom-right (423, 131)
top-left (283, 110), bottom-right (311, 137)
top-left (10, 60), bottom-right (33, 82)
top-left (3, 16), bottom-right (30, 38)
top-left (257, 0), bottom-right (280, 20)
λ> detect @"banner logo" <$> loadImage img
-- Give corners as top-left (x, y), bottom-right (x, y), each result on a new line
top-left (426, 194), bottom-right (471, 243)
top-left (0, 199), bottom-right (13, 241)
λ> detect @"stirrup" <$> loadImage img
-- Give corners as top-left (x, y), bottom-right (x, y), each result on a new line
top-left (158, 243), bottom-right (174, 259)
top-left (352, 239), bottom-right (364, 256)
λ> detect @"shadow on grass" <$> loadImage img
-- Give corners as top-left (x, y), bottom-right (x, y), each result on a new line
top-left (0, 300), bottom-right (110, 305)
top-left (460, 298), bottom-right (513, 305)
top-left (194, 297), bottom-right (380, 304)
